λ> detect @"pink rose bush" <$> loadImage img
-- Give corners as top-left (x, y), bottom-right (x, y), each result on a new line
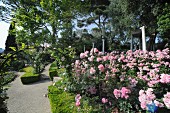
top-left (71, 48), bottom-right (170, 112)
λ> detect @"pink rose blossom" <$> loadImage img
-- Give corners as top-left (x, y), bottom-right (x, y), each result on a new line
top-left (76, 101), bottom-right (80, 106)
top-left (103, 56), bottom-right (109, 61)
top-left (154, 100), bottom-right (164, 107)
top-left (113, 89), bottom-right (121, 99)
top-left (96, 57), bottom-right (103, 62)
top-left (140, 102), bottom-right (147, 109)
top-left (75, 60), bottom-right (80, 65)
top-left (75, 94), bottom-right (81, 101)
top-left (98, 64), bottom-right (105, 72)
top-left (98, 52), bottom-right (103, 56)
top-left (94, 48), bottom-right (99, 53)
top-left (160, 74), bottom-right (170, 83)
top-left (121, 87), bottom-right (131, 99)
top-left (88, 56), bottom-right (94, 62)
top-left (75, 94), bottom-right (81, 107)
top-left (163, 92), bottom-right (170, 109)
top-left (102, 98), bottom-right (108, 104)
top-left (111, 68), bottom-right (117, 73)
top-left (90, 67), bottom-right (96, 74)
top-left (138, 88), bottom-right (156, 110)
top-left (90, 48), bottom-right (99, 53)
top-left (80, 53), bottom-right (85, 59)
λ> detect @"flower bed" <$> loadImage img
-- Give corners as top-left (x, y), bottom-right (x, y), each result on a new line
top-left (71, 48), bottom-right (170, 112)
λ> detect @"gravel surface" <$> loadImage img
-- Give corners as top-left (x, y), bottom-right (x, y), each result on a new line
top-left (7, 64), bottom-right (52, 113)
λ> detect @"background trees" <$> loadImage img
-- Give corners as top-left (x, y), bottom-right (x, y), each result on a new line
top-left (1, 0), bottom-right (170, 52)
top-left (109, 0), bottom-right (170, 50)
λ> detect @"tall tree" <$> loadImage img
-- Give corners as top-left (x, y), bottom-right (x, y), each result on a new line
top-left (109, 0), bottom-right (166, 50)
top-left (5, 21), bottom-right (18, 52)
top-left (157, 3), bottom-right (170, 47)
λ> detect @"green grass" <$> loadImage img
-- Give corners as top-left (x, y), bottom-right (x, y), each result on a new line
top-left (20, 72), bottom-right (40, 84)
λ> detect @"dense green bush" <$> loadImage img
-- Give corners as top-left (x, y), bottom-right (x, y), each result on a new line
top-left (48, 85), bottom-right (76, 113)
top-left (2, 72), bottom-right (16, 85)
top-left (10, 60), bottom-right (25, 71)
top-left (20, 73), bottom-right (40, 84)
top-left (49, 61), bottom-right (58, 81)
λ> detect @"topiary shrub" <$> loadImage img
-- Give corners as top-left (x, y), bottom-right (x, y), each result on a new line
top-left (20, 73), bottom-right (40, 84)
top-left (48, 85), bottom-right (76, 113)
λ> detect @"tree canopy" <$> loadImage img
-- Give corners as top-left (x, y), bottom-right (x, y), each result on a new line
top-left (1, 0), bottom-right (170, 51)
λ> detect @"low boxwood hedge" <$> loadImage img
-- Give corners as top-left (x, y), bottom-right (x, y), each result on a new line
top-left (20, 73), bottom-right (40, 84)
top-left (48, 85), bottom-right (77, 113)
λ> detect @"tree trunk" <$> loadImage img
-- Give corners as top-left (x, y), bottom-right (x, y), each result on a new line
top-left (148, 32), bottom-right (157, 51)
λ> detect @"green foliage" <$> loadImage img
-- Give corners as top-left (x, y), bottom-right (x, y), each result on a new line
top-left (48, 85), bottom-right (77, 113)
top-left (21, 66), bottom-right (34, 73)
top-left (49, 61), bottom-right (58, 81)
top-left (5, 21), bottom-right (18, 53)
top-left (157, 3), bottom-right (170, 43)
top-left (0, 43), bottom-right (26, 113)
top-left (1, 72), bottom-right (16, 86)
top-left (20, 72), bottom-right (40, 84)
top-left (10, 60), bottom-right (25, 71)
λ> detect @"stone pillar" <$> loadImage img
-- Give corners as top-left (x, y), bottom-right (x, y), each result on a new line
top-left (84, 45), bottom-right (85, 52)
top-left (140, 26), bottom-right (146, 51)
top-left (102, 38), bottom-right (105, 53)
top-left (92, 42), bottom-right (94, 49)
top-left (130, 36), bottom-right (133, 50)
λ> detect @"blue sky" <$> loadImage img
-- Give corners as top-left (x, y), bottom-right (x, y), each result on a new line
top-left (0, 21), bottom-right (10, 49)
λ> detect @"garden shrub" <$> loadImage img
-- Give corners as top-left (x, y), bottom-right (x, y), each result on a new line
top-left (21, 66), bottom-right (34, 73)
top-left (20, 72), bottom-right (40, 84)
top-left (49, 61), bottom-right (58, 81)
top-left (48, 85), bottom-right (77, 113)
top-left (10, 60), bottom-right (25, 71)
top-left (2, 72), bottom-right (16, 85)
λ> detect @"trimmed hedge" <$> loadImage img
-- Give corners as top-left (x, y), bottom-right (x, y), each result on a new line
top-left (48, 85), bottom-right (76, 113)
top-left (20, 73), bottom-right (40, 84)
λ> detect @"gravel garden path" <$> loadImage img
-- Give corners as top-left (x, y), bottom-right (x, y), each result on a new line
top-left (6, 64), bottom-right (53, 113)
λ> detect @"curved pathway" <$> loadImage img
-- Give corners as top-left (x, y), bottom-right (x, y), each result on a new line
top-left (7, 64), bottom-right (52, 113)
